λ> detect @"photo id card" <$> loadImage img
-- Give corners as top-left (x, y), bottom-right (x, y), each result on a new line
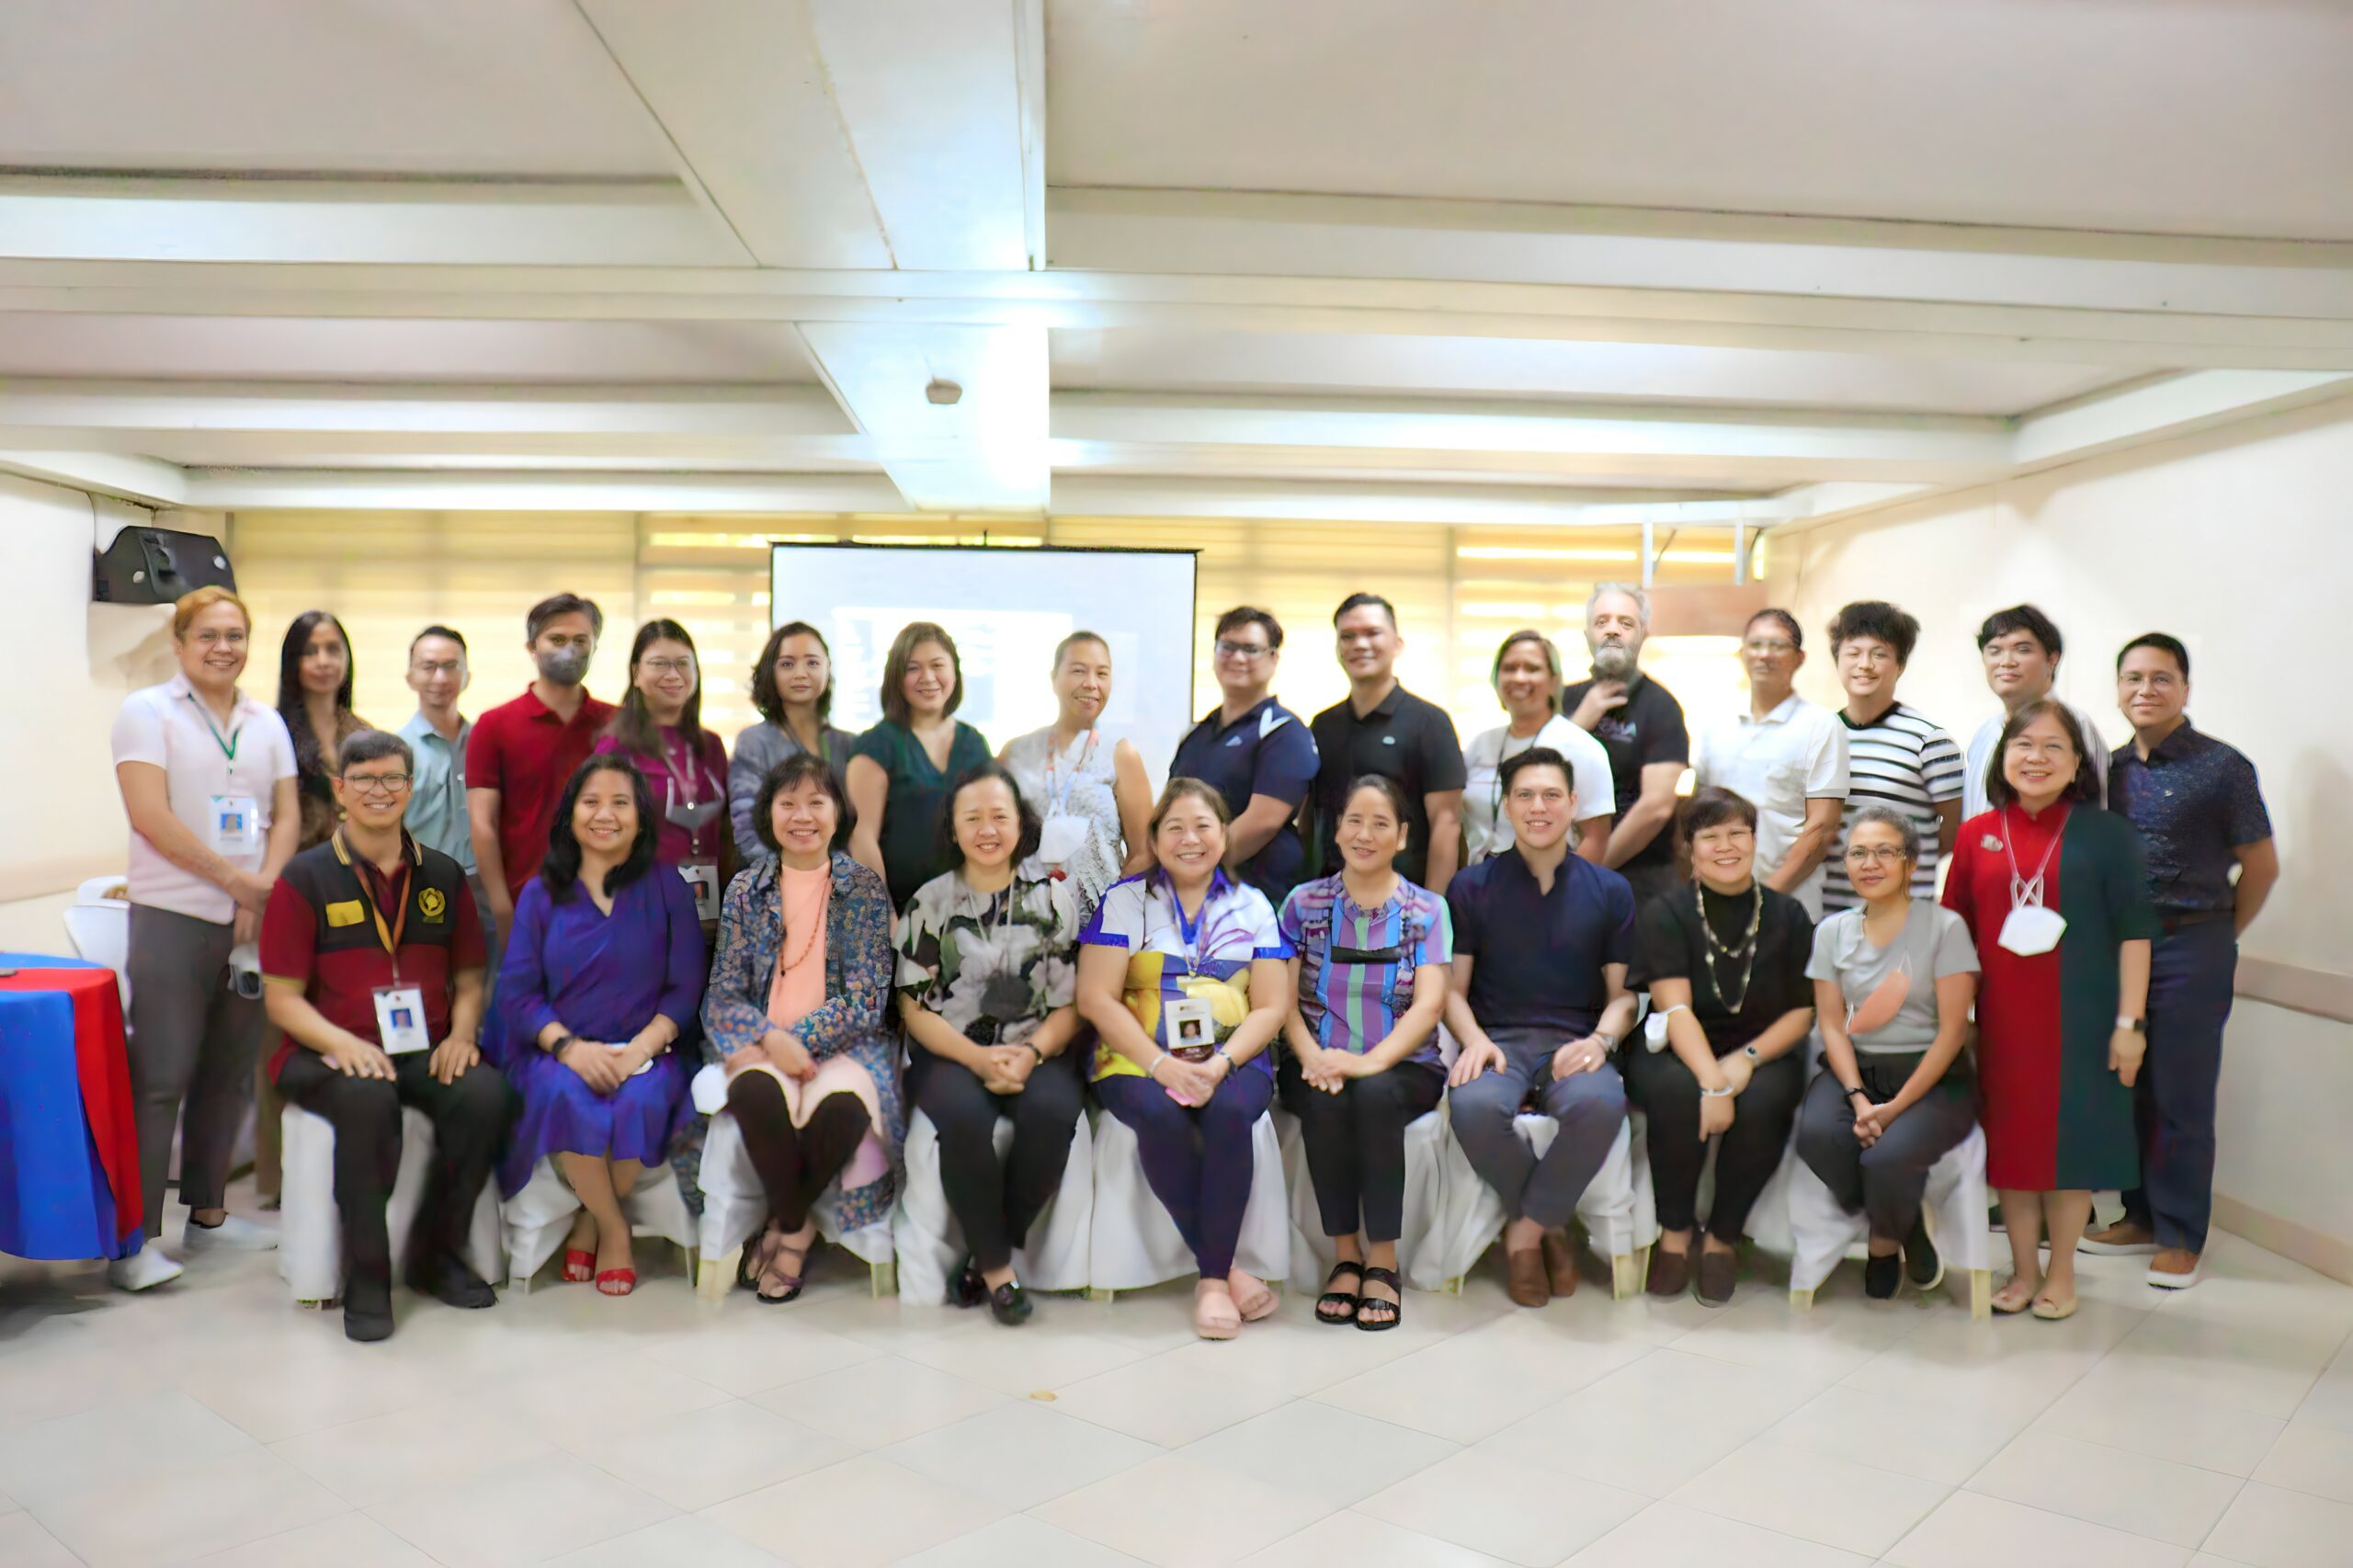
top-left (679, 860), bottom-right (721, 922)
top-left (372, 984), bottom-right (430, 1054)
top-left (1163, 994), bottom-right (1217, 1062)
top-left (209, 794), bottom-right (261, 855)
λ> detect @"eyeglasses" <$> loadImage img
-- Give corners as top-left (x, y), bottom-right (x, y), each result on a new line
top-left (641, 657), bottom-right (696, 676)
top-left (1844, 845), bottom-right (1910, 865)
top-left (1214, 640), bottom-right (1271, 660)
top-left (1744, 639), bottom-right (1797, 656)
top-left (412, 659), bottom-right (464, 678)
top-left (339, 773), bottom-right (414, 797)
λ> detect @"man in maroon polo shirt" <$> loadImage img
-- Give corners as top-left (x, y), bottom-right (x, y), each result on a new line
top-left (262, 729), bottom-right (512, 1342)
top-left (466, 593), bottom-right (614, 943)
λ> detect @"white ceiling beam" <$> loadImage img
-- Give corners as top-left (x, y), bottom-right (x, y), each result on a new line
top-left (798, 323), bottom-right (1049, 512)
top-left (0, 177), bottom-right (742, 267)
top-left (0, 449), bottom-right (187, 506)
top-left (1050, 477), bottom-right (1753, 528)
top-left (0, 381), bottom-right (851, 437)
top-left (180, 469), bottom-right (903, 512)
top-left (2011, 370), bottom-right (2353, 469)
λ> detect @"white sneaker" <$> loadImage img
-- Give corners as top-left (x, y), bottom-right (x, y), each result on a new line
top-left (108, 1247), bottom-right (186, 1291)
top-left (181, 1213), bottom-right (279, 1252)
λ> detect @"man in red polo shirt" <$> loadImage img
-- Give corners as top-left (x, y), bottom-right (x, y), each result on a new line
top-left (263, 729), bottom-right (512, 1342)
top-left (466, 593), bottom-right (614, 943)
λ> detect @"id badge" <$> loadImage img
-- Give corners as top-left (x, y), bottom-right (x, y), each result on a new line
top-left (1996, 903), bottom-right (2068, 957)
top-left (1163, 994), bottom-right (1218, 1062)
top-left (679, 859), bottom-right (721, 921)
top-left (1036, 813), bottom-right (1089, 865)
top-left (209, 794), bottom-right (261, 855)
top-left (372, 984), bottom-right (430, 1054)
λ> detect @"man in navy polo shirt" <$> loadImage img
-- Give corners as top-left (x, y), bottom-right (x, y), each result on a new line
top-left (1443, 747), bottom-right (1639, 1308)
top-left (1169, 606), bottom-right (1320, 904)
top-left (263, 729), bottom-right (512, 1342)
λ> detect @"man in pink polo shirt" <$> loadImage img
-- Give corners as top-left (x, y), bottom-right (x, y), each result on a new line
top-left (465, 594), bottom-right (614, 942)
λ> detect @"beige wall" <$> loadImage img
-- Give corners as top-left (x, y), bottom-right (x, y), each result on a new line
top-left (1775, 392), bottom-right (2353, 1270)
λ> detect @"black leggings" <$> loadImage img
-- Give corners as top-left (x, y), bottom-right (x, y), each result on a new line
top-left (726, 1072), bottom-right (870, 1233)
top-left (1276, 1051), bottom-right (1444, 1244)
top-left (1624, 1044), bottom-right (1804, 1244)
top-left (913, 1048), bottom-right (1086, 1274)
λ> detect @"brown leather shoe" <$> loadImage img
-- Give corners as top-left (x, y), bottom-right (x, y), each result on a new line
top-left (2147, 1247), bottom-right (2204, 1290)
top-left (1645, 1245), bottom-right (1689, 1298)
top-left (1506, 1246), bottom-right (1550, 1308)
top-left (1540, 1229), bottom-right (1580, 1298)
top-left (1694, 1248), bottom-right (1738, 1308)
top-left (2081, 1220), bottom-right (2159, 1256)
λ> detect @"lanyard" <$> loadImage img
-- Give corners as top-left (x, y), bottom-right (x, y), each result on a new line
top-left (1043, 728), bottom-right (1098, 816)
top-left (2001, 804), bottom-right (2067, 911)
top-left (340, 832), bottom-right (413, 980)
top-left (1169, 881), bottom-right (1221, 969)
top-left (186, 693), bottom-right (242, 762)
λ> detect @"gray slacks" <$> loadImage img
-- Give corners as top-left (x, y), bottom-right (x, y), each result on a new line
top-left (127, 903), bottom-right (263, 1236)
top-left (1449, 1028), bottom-right (1628, 1230)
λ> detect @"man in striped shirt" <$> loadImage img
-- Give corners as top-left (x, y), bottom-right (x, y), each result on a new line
top-left (1822, 601), bottom-right (1964, 912)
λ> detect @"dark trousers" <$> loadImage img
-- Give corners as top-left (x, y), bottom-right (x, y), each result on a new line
top-left (276, 1050), bottom-right (512, 1291)
top-left (1446, 1028), bottom-right (1628, 1230)
top-left (913, 1048), bottom-right (1086, 1273)
top-left (1625, 1044), bottom-right (1803, 1244)
top-left (2123, 918), bottom-right (2238, 1252)
top-left (126, 903), bottom-right (263, 1236)
top-left (726, 1071), bottom-right (870, 1232)
top-left (1793, 1055), bottom-right (1975, 1243)
top-left (1276, 1051), bottom-right (1444, 1244)
top-left (1095, 1064), bottom-right (1275, 1278)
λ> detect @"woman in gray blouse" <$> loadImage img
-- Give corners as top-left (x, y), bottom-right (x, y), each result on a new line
top-left (1793, 804), bottom-right (1981, 1300)
top-left (731, 620), bottom-right (856, 863)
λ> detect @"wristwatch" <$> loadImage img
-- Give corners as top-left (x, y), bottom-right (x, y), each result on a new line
top-left (547, 1033), bottom-right (575, 1056)
top-left (1593, 1029), bottom-right (1621, 1052)
top-left (2115, 1016), bottom-right (2145, 1033)
top-left (1741, 1043), bottom-right (1761, 1063)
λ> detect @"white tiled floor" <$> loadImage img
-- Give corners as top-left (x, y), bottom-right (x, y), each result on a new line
top-left (4, 1198), bottom-right (2351, 1566)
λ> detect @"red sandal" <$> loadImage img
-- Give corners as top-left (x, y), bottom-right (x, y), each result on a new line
top-left (595, 1267), bottom-right (636, 1297)
top-left (563, 1249), bottom-right (596, 1284)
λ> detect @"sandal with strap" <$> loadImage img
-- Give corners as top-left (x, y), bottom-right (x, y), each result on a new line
top-left (562, 1248), bottom-right (596, 1284)
top-left (1314, 1260), bottom-right (1365, 1325)
top-left (756, 1230), bottom-right (812, 1305)
top-left (1354, 1266), bottom-right (1403, 1333)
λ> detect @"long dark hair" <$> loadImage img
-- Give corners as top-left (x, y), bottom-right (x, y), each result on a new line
top-left (541, 755), bottom-right (658, 902)
top-left (277, 608), bottom-right (356, 783)
top-left (749, 619), bottom-right (835, 727)
top-left (933, 762), bottom-right (1043, 871)
top-left (607, 619), bottom-right (705, 759)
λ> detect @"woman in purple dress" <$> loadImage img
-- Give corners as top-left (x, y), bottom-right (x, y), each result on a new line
top-left (494, 754), bottom-right (705, 1294)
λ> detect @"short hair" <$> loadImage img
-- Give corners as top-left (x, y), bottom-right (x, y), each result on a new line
top-left (526, 592), bottom-right (604, 643)
top-left (1332, 592), bottom-right (1397, 629)
top-left (1052, 630), bottom-right (1109, 668)
top-left (933, 761), bottom-right (1042, 870)
top-left (1497, 744), bottom-right (1575, 799)
top-left (1490, 630), bottom-right (1564, 710)
top-left (1745, 608), bottom-right (1804, 650)
top-left (171, 585), bottom-right (251, 640)
top-left (752, 751), bottom-right (855, 856)
top-left (880, 620), bottom-right (964, 727)
top-left (336, 728), bottom-right (414, 773)
top-left (749, 620), bottom-right (835, 727)
top-left (1683, 785), bottom-right (1759, 843)
top-left (540, 754), bottom-right (657, 902)
top-left (1983, 698), bottom-right (2102, 811)
top-left (1214, 606), bottom-right (1283, 651)
top-left (1976, 603), bottom-right (2063, 658)
top-left (1843, 802), bottom-right (1921, 863)
top-left (1338, 773), bottom-right (1413, 831)
top-left (1149, 777), bottom-right (1233, 838)
top-left (408, 624), bottom-right (467, 659)
top-left (1826, 600), bottom-right (1920, 665)
top-left (1586, 583), bottom-right (1652, 630)
top-left (2118, 631), bottom-right (2189, 680)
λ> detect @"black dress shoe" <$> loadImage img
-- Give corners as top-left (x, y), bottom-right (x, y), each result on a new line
top-left (989, 1280), bottom-right (1033, 1326)
top-left (344, 1274), bottom-right (395, 1343)
top-left (1864, 1252), bottom-right (1901, 1301)
top-left (405, 1251), bottom-right (496, 1310)
top-left (951, 1257), bottom-right (987, 1309)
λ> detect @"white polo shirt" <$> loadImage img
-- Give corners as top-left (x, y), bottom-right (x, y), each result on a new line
top-left (110, 673), bottom-right (298, 923)
top-left (1961, 700), bottom-right (2112, 819)
top-left (1461, 714), bottom-right (1616, 862)
top-left (1694, 693), bottom-right (1850, 917)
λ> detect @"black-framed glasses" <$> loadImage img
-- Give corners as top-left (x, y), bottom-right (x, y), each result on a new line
top-left (339, 773), bottom-right (414, 796)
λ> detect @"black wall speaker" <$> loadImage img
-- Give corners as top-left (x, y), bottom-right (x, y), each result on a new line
top-left (93, 527), bottom-right (237, 605)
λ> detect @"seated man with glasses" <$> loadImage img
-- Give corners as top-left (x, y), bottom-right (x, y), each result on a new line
top-left (260, 729), bottom-right (514, 1341)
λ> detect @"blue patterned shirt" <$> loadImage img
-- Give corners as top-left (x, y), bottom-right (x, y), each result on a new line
top-left (1279, 874), bottom-right (1452, 1064)
top-left (2109, 722), bottom-right (2271, 916)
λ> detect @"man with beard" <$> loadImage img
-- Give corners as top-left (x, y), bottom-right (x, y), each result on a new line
top-left (1561, 584), bottom-right (1690, 906)
top-left (466, 593), bottom-right (613, 943)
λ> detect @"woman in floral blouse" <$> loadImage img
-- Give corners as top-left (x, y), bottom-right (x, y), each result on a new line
top-left (702, 753), bottom-right (903, 1303)
top-left (897, 763), bottom-right (1085, 1325)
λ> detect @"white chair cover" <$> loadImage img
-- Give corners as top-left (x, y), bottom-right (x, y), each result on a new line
top-left (1786, 1121), bottom-right (1992, 1310)
top-left (1086, 1107), bottom-right (1288, 1291)
top-left (502, 1150), bottom-right (697, 1288)
top-left (1436, 1110), bottom-right (1660, 1294)
top-left (1277, 1107), bottom-right (1454, 1292)
top-left (694, 1110), bottom-right (895, 1293)
top-left (891, 1107), bottom-right (1093, 1304)
top-left (62, 899), bottom-right (130, 1011)
top-left (278, 1104), bottom-right (505, 1303)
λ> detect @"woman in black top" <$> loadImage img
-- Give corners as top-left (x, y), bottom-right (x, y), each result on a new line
top-left (1625, 787), bottom-right (1815, 1306)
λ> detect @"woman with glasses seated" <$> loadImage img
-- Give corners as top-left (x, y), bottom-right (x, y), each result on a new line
top-left (595, 619), bottom-right (732, 931)
top-left (1793, 805), bottom-right (1980, 1300)
top-left (494, 755), bottom-right (704, 1295)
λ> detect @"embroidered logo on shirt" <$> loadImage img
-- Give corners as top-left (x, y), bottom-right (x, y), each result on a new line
top-left (1381, 735), bottom-right (1397, 745)
top-left (1226, 734), bottom-right (1245, 747)
top-left (417, 887), bottom-right (448, 923)
top-left (324, 899), bottom-right (367, 927)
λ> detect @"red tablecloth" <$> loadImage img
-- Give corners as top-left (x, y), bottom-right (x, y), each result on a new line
top-left (0, 960), bottom-right (142, 1250)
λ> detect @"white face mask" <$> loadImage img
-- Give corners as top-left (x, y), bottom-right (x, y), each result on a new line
top-left (1997, 903), bottom-right (2068, 957)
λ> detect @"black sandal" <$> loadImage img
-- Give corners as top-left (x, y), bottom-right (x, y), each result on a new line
top-left (1355, 1266), bottom-right (1403, 1333)
top-left (739, 1227), bottom-right (809, 1304)
top-left (1315, 1260), bottom-right (1365, 1324)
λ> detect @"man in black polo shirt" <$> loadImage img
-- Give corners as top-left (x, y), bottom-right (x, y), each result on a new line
top-left (1168, 606), bottom-right (1321, 904)
top-left (262, 729), bottom-right (511, 1341)
top-left (1309, 593), bottom-right (1467, 893)
top-left (1562, 583), bottom-right (1691, 906)
top-left (2082, 634), bottom-right (2278, 1291)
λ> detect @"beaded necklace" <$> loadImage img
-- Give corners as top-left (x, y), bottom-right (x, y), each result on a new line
top-left (1697, 880), bottom-right (1763, 1013)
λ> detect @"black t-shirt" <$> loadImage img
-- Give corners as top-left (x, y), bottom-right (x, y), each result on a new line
top-left (1560, 672), bottom-right (1689, 870)
top-left (1634, 883), bottom-right (1813, 1056)
top-left (1309, 683), bottom-right (1467, 886)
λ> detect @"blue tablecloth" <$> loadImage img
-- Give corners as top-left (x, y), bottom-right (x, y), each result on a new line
top-left (0, 951), bottom-right (140, 1261)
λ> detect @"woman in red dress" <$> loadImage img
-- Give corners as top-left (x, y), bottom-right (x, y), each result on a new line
top-left (1943, 700), bottom-right (2157, 1320)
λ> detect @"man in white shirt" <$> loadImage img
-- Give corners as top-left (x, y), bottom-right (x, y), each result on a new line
top-left (1960, 604), bottom-right (2110, 819)
top-left (1693, 608), bottom-right (1850, 918)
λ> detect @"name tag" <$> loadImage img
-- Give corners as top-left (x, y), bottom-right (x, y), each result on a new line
top-left (324, 900), bottom-right (368, 928)
top-left (1164, 994), bottom-right (1217, 1062)
top-left (679, 860), bottom-right (721, 922)
top-left (209, 794), bottom-right (261, 855)
top-left (373, 985), bottom-right (431, 1054)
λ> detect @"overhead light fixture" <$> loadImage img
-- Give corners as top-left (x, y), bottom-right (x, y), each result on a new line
top-left (925, 379), bottom-right (963, 405)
